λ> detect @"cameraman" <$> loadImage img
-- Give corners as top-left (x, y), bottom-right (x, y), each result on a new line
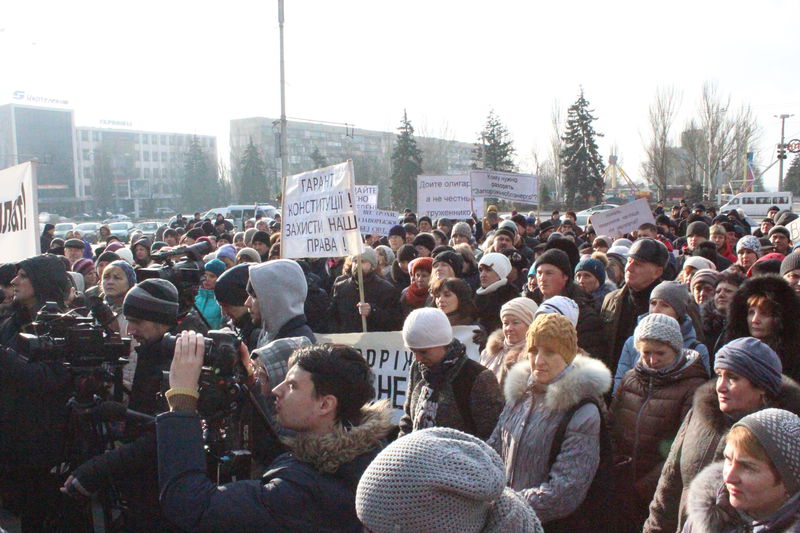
top-left (0, 255), bottom-right (74, 531)
top-left (158, 333), bottom-right (392, 532)
top-left (61, 278), bottom-right (182, 531)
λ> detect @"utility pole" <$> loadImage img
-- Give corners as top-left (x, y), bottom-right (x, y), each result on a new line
top-left (776, 114), bottom-right (793, 190)
top-left (278, 0), bottom-right (288, 181)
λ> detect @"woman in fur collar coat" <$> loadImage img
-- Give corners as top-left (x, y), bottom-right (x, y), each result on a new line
top-left (488, 313), bottom-right (612, 527)
top-left (480, 297), bottom-right (539, 386)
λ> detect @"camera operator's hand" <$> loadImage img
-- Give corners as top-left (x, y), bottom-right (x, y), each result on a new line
top-left (169, 330), bottom-right (205, 391)
top-left (60, 475), bottom-right (91, 499)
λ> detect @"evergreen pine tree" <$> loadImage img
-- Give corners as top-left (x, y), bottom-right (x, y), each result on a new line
top-left (182, 135), bottom-right (219, 211)
top-left (91, 144), bottom-right (116, 214)
top-left (237, 138), bottom-right (268, 202)
top-left (785, 154), bottom-right (800, 195)
top-left (310, 145), bottom-right (328, 169)
top-left (471, 110), bottom-right (516, 171)
top-left (390, 110), bottom-right (423, 210)
top-left (560, 90), bottom-right (605, 209)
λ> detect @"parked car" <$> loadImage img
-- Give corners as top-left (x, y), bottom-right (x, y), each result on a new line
top-left (53, 222), bottom-right (77, 240)
top-left (103, 214), bottom-right (131, 224)
top-left (572, 204), bottom-right (620, 227)
top-left (202, 205), bottom-right (280, 229)
top-left (134, 221), bottom-right (161, 242)
top-left (107, 221), bottom-right (135, 242)
top-left (74, 222), bottom-right (102, 244)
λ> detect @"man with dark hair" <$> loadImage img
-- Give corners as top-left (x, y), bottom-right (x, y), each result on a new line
top-left (157, 339), bottom-right (393, 531)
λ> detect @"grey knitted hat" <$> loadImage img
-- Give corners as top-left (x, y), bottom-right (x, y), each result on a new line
top-left (734, 408), bottom-right (800, 494)
top-left (634, 313), bottom-right (684, 354)
top-left (354, 246), bottom-right (378, 269)
top-left (781, 251), bottom-right (800, 276)
top-left (355, 427), bottom-right (543, 533)
top-left (451, 221), bottom-right (473, 240)
top-left (650, 280), bottom-right (690, 318)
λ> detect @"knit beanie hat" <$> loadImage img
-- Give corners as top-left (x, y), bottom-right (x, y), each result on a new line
top-left (123, 278), bottom-right (179, 325)
top-left (684, 256), bottom-right (716, 272)
top-left (575, 257), bottom-right (606, 285)
top-left (650, 280), bottom-right (689, 318)
top-left (535, 296), bottom-right (580, 327)
top-left (214, 263), bottom-right (250, 306)
top-left (355, 427), bottom-right (542, 533)
top-left (690, 269), bottom-right (721, 291)
top-left (433, 250), bottom-right (464, 275)
top-left (67, 271), bottom-right (84, 293)
top-left (236, 247), bottom-right (261, 263)
top-left (244, 227), bottom-right (257, 245)
top-left (105, 260), bottom-right (137, 289)
top-left (104, 241), bottom-right (124, 254)
top-left (737, 235), bottom-right (761, 254)
top-left (186, 227), bottom-right (205, 240)
top-left (534, 249), bottom-right (572, 279)
top-left (634, 313), bottom-right (683, 355)
top-left (607, 245), bottom-right (630, 259)
top-left (203, 258), bottom-right (226, 277)
top-left (500, 297), bottom-right (539, 326)
top-left (116, 248), bottom-right (135, 265)
top-left (403, 308), bottom-right (453, 349)
top-left (388, 224), bottom-right (406, 239)
top-left (96, 251), bottom-right (120, 265)
top-left (0, 263), bottom-right (16, 286)
top-left (413, 233), bottom-right (436, 253)
top-left (151, 241), bottom-right (168, 253)
top-left (216, 244), bottom-right (237, 262)
top-left (526, 313), bottom-right (577, 365)
top-left (252, 230), bottom-right (270, 247)
top-left (65, 238), bottom-right (85, 250)
top-left (355, 246), bottom-right (378, 270)
top-left (409, 256), bottom-right (433, 276)
top-left (451, 221), bottom-right (473, 240)
top-left (593, 235), bottom-right (613, 248)
top-left (613, 238), bottom-right (634, 249)
top-left (769, 226), bottom-right (791, 239)
top-left (478, 252), bottom-right (512, 281)
top-left (715, 337), bottom-right (783, 397)
top-left (397, 243), bottom-right (418, 263)
top-left (495, 225), bottom-right (516, 241)
top-left (733, 409), bottom-right (800, 495)
top-left (687, 221), bottom-right (710, 239)
top-left (781, 251), bottom-right (800, 276)
top-left (375, 244), bottom-right (395, 265)
top-left (72, 258), bottom-right (95, 276)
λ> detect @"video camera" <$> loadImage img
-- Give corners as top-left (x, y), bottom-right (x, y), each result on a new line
top-left (136, 240), bottom-right (211, 287)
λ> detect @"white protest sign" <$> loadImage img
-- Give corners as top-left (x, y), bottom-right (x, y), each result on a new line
top-left (417, 174), bottom-right (472, 219)
top-left (470, 170), bottom-right (538, 203)
top-left (282, 161), bottom-right (364, 258)
top-left (0, 162), bottom-right (39, 261)
top-left (358, 208), bottom-right (399, 236)
top-left (589, 198), bottom-right (655, 237)
top-left (354, 185), bottom-right (378, 210)
top-left (785, 218), bottom-right (800, 243)
top-left (315, 326), bottom-right (481, 422)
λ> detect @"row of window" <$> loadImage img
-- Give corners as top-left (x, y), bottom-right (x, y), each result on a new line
top-left (78, 130), bottom-right (216, 148)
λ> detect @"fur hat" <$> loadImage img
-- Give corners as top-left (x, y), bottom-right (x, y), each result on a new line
top-left (433, 250), bottom-right (464, 275)
top-left (733, 408), bottom-right (800, 495)
top-left (500, 297), bottom-right (539, 326)
top-left (402, 308), bottom-right (453, 349)
top-left (412, 233), bottom-right (436, 253)
top-left (526, 313), bottom-right (577, 365)
top-left (479, 253), bottom-right (512, 281)
top-left (388, 224), bottom-right (406, 239)
top-left (634, 313), bottom-right (683, 355)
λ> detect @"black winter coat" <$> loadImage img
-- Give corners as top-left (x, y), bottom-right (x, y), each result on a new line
top-left (330, 272), bottom-right (402, 333)
top-left (474, 282), bottom-right (520, 334)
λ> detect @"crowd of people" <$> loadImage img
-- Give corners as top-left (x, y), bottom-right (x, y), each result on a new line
top-left (1, 199), bottom-right (799, 531)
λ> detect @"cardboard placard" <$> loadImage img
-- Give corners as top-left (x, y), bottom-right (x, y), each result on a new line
top-left (589, 198), bottom-right (655, 238)
top-left (417, 174), bottom-right (472, 219)
top-left (470, 170), bottom-right (538, 203)
top-left (0, 162), bottom-right (39, 261)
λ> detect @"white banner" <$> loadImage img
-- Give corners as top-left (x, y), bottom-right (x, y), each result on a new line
top-left (785, 218), bottom-right (800, 243)
top-left (470, 170), bottom-right (538, 204)
top-left (590, 198), bottom-right (655, 237)
top-left (0, 162), bottom-right (39, 261)
top-left (315, 326), bottom-right (481, 421)
top-left (282, 161), bottom-right (364, 258)
top-left (354, 185), bottom-right (378, 210)
top-left (358, 208), bottom-right (399, 236)
top-left (417, 174), bottom-right (472, 219)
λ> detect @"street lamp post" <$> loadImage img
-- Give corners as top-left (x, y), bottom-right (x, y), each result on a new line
top-left (776, 114), bottom-right (793, 191)
top-left (278, 0), bottom-right (288, 184)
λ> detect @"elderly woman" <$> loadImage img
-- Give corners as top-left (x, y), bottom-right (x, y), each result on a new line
top-left (725, 275), bottom-right (800, 382)
top-left (683, 408), bottom-right (800, 532)
top-left (489, 313), bottom-right (613, 530)
top-left (480, 297), bottom-right (539, 386)
top-left (610, 314), bottom-right (708, 531)
top-left (690, 268), bottom-right (720, 306)
top-left (644, 337), bottom-right (800, 533)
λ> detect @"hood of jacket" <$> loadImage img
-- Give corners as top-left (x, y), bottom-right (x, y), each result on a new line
top-left (727, 275), bottom-right (800, 354)
top-left (503, 354), bottom-right (612, 411)
top-left (633, 349), bottom-right (708, 386)
top-left (17, 254), bottom-right (69, 310)
top-left (281, 400), bottom-right (393, 476)
top-left (249, 259), bottom-right (307, 339)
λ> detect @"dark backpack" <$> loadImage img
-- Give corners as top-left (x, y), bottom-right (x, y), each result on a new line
top-left (543, 397), bottom-right (615, 533)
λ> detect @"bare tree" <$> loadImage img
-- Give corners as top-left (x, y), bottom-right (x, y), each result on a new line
top-left (548, 101), bottom-right (565, 203)
top-left (642, 86), bottom-right (681, 200)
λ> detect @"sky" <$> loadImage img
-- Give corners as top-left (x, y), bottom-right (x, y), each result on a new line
top-left (2, 0), bottom-right (799, 191)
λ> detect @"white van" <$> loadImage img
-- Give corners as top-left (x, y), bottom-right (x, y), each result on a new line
top-left (202, 205), bottom-right (280, 228)
top-left (718, 192), bottom-right (792, 218)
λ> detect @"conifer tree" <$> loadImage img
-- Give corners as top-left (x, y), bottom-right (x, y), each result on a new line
top-left (237, 138), bottom-right (268, 202)
top-left (785, 154), bottom-right (800, 196)
top-left (310, 145), bottom-right (328, 169)
top-left (183, 135), bottom-right (219, 210)
top-left (472, 110), bottom-right (516, 171)
top-left (390, 110), bottom-right (423, 210)
top-left (561, 90), bottom-right (605, 208)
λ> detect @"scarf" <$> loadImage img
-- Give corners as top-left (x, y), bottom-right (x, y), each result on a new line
top-left (412, 340), bottom-right (466, 431)
top-left (476, 277), bottom-right (508, 295)
top-left (404, 282), bottom-right (429, 308)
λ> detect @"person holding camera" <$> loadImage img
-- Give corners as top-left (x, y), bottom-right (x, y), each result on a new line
top-left (157, 336), bottom-right (392, 532)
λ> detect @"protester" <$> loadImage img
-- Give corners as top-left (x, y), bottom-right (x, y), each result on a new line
top-left (356, 427), bottom-right (543, 533)
top-left (431, 277), bottom-right (479, 327)
top-left (480, 297), bottom-right (538, 385)
top-left (574, 255), bottom-right (616, 312)
top-left (401, 256), bottom-right (433, 317)
top-left (689, 268), bottom-right (720, 306)
top-left (474, 252), bottom-right (519, 333)
top-left (194, 259), bottom-right (224, 330)
top-left (781, 251), bottom-right (800, 295)
top-left (644, 337), bottom-right (800, 533)
top-left (399, 308), bottom-right (503, 440)
top-left (769, 226), bottom-right (792, 256)
top-left (700, 270), bottom-right (744, 358)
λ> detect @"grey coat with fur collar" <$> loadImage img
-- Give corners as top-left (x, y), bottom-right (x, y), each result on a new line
top-left (487, 354), bottom-right (612, 524)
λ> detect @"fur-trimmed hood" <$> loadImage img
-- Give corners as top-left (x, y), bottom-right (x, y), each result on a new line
top-left (503, 354), bottom-right (612, 410)
top-left (485, 329), bottom-right (525, 357)
top-left (282, 400), bottom-right (393, 475)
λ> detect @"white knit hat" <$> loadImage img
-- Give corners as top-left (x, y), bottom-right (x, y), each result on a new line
top-left (634, 313), bottom-right (683, 355)
top-left (116, 247), bottom-right (135, 266)
top-left (356, 427), bottom-right (543, 533)
top-left (402, 308), bottom-right (453, 349)
top-left (500, 297), bottom-right (539, 326)
top-left (535, 296), bottom-right (579, 327)
top-left (684, 256), bottom-right (716, 271)
top-left (478, 252), bottom-right (512, 281)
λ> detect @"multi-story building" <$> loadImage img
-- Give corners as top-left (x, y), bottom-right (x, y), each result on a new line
top-left (230, 117), bottom-right (474, 207)
top-left (0, 102), bottom-right (217, 216)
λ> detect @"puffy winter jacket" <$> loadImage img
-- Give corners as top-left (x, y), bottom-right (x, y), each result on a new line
top-left (195, 288), bottom-right (223, 330)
